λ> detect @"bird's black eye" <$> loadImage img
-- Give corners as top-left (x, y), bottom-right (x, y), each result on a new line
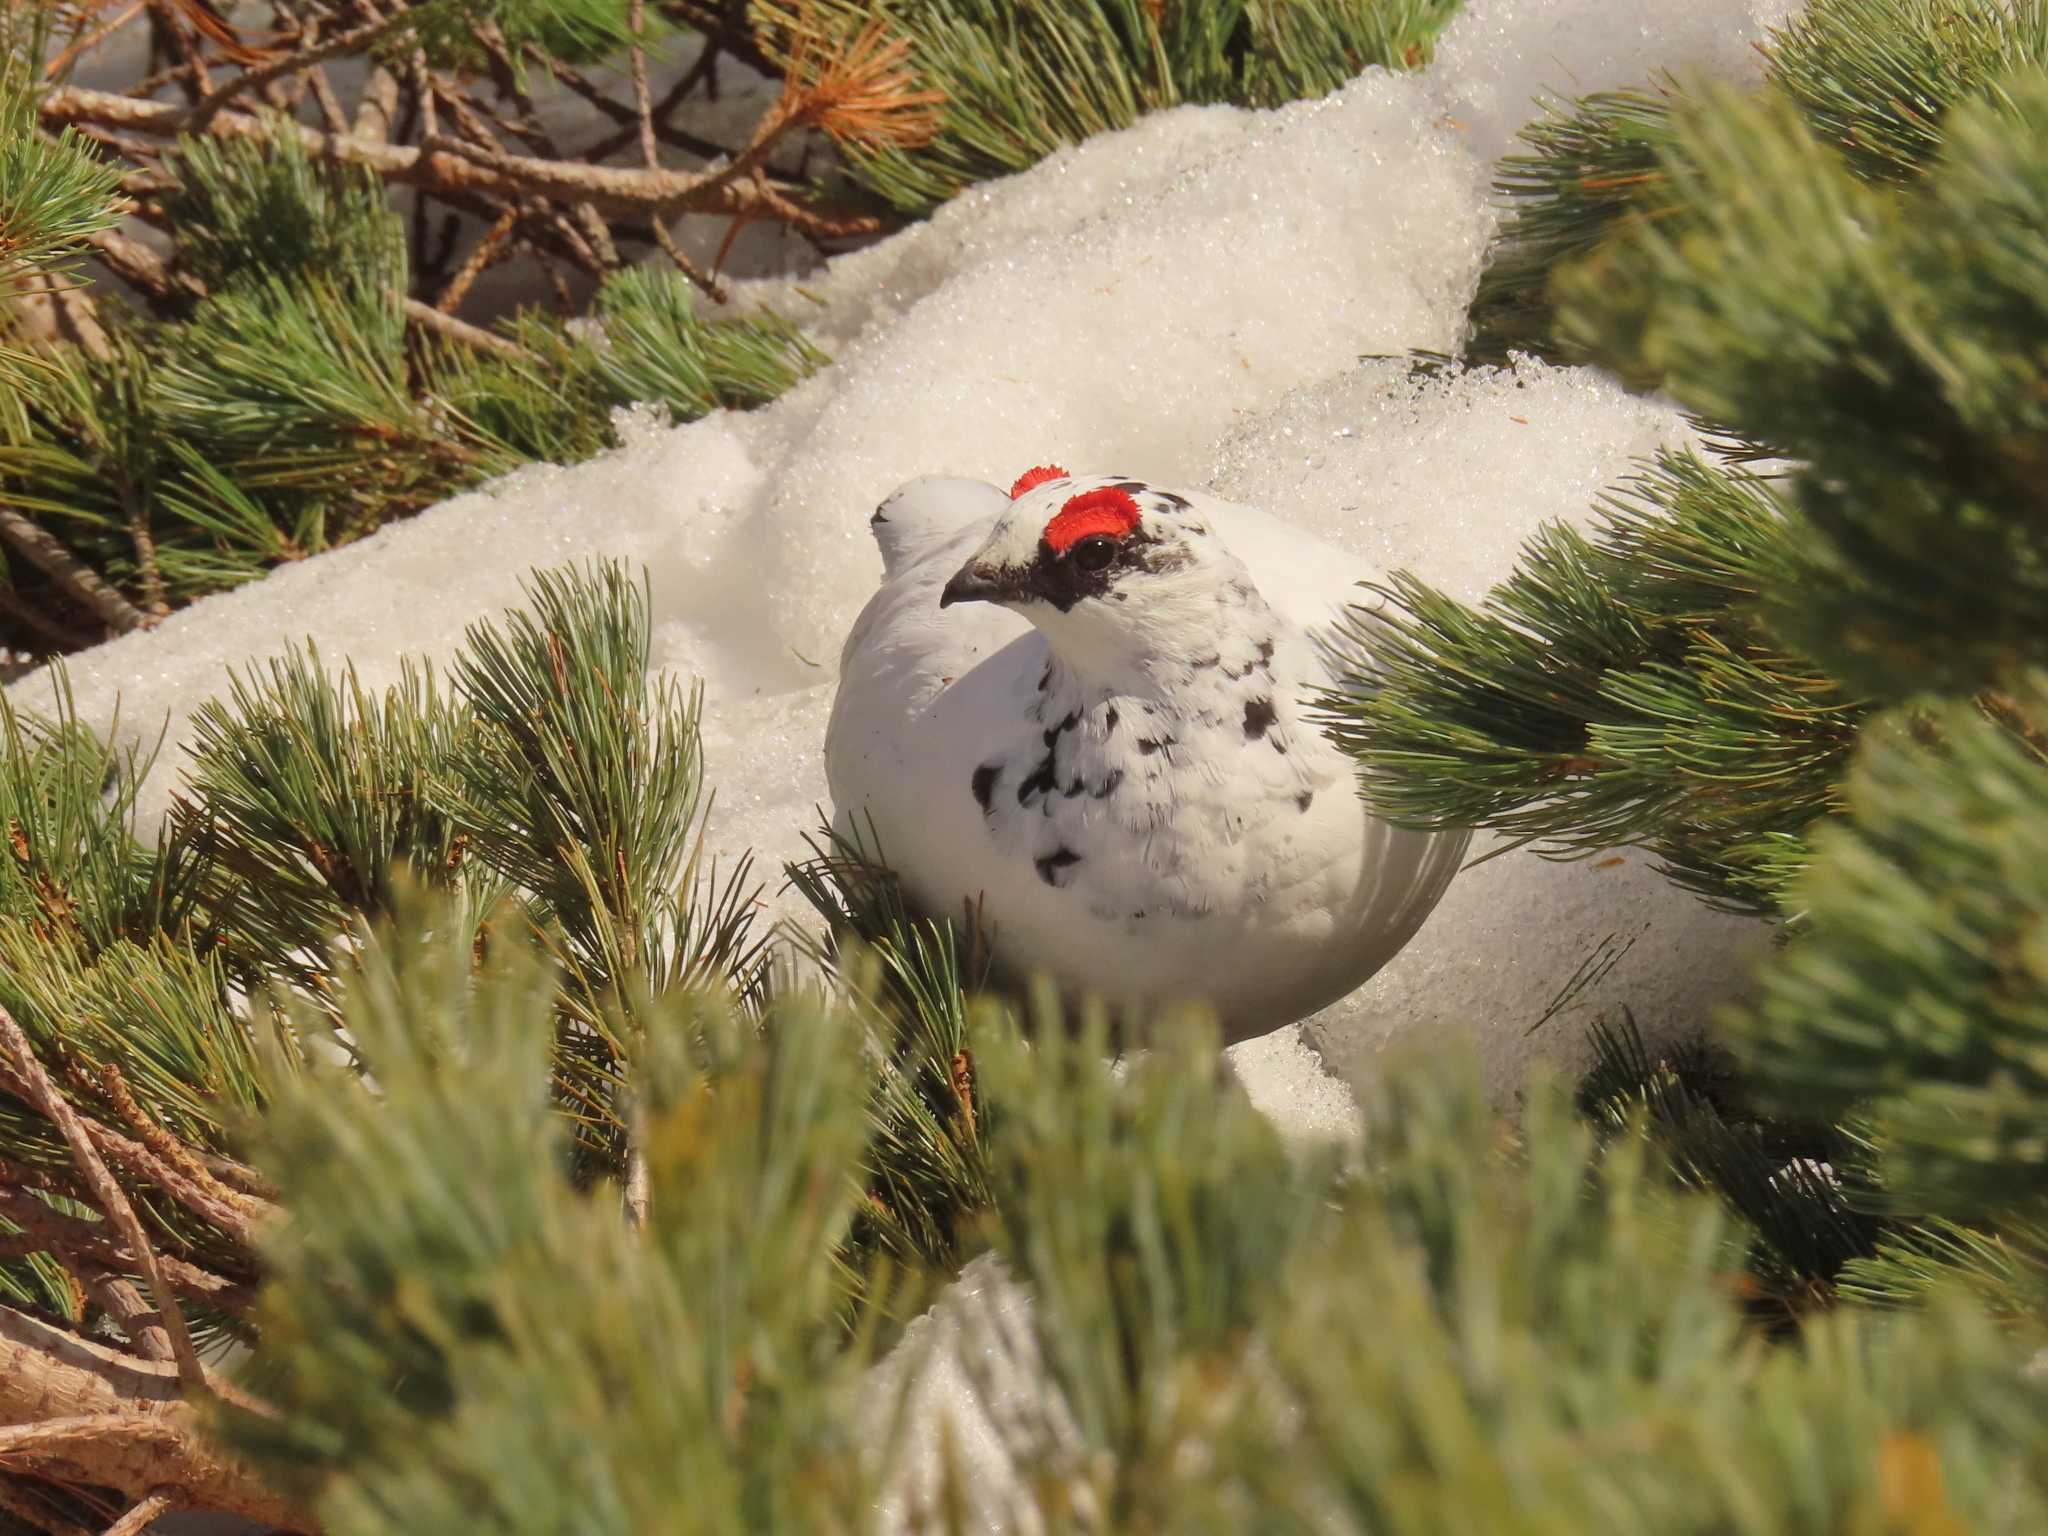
top-left (1072, 535), bottom-right (1118, 573)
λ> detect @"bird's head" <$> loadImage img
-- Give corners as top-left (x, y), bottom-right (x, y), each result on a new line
top-left (941, 466), bottom-right (1253, 680)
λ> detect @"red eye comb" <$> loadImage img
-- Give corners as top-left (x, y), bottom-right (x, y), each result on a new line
top-left (1044, 486), bottom-right (1142, 553)
top-left (1008, 464), bottom-right (1068, 499)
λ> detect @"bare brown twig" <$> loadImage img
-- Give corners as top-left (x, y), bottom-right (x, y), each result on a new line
top-left (120, 493), bottom-right (169, 622)
top-left (0, 1010), bottom-right (205, 1394)
top-left (42, 86), bottom-right (885, 234)
top-left (403, 296), bottom-right (527, 356)
top-left (142, 1), bottom-right (213, 98)
top-left (546, 51), bottom-right (738, 163)
top-left (182, 10), bottom-right (407, 132)
top-left (653, 221), bottom-right (727, 302)
top-left (435, 205), bottom-right (520, 314)
top-left (101, 1487), bottom-right (177, 1536)
top-left (0, 1058), bottom-right (266, 1251)
top-left (0, 508), bottom-right (150, 638)
top-left (81, 228), bottom-right (195, 304)
top-left (0, 1190), bottom-right (257, 1313)
top-left (87, 1064), bottom-right (239, 1218)
top-left (43, 1), bottom-right (149, 80)
top-left (306, 61), bottom-right (348, 135)
top-left (630, 0), bottom-right (659, 170)
top-left (353, 62), bottom-right (401, 143)
top-left (659, 0), bottom-right (780, 78)
top-left (78, 1272), bottom-right (174, 1364)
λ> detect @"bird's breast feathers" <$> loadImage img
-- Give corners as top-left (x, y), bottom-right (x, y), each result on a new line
top-left (826, 470), bottom-right (1467, 1036)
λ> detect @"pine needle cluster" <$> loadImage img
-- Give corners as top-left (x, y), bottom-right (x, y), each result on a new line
top-left (1334, 0), bottom-right (2048, 901)
top-left (1326, 0), bottom-right (2048, 1398)
top-left (0, 559), bottom-right (2036, 1528)
top-left (0, 119), bottom-right (822, 654)
top-left (760, 0), bottom-right (1463, 212)
top-left (1466, 0), bottom-right (2048, 366)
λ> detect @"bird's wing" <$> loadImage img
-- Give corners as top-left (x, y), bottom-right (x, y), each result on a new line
top-left (1188, 491), bottom-right (1387, 642)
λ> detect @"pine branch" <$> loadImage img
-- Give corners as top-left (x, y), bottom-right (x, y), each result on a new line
top-left (0, 1309), bottom-right (305, 1530)
top-left (1321, 441), bottom-right (1864, 912)
top-left (1555, 75), bottom-right (2048, 697)
top-left (755, 0), bottom-right (1457, 213)
top-left (1466, 0), bottom-right (2048, 368)
top-left (786, 818), bottom-right (997, 1276)
top-left (0, 508), bottom-right (152, 637)
top-left (1731, 674), bottom-right (2048, 1220)
top-left (0, 1191), bottom-right (254, 1312)
top-left (39, 83), bottom-right (885, 231)
top-left (0, 1010), bottom-right (205, 1392)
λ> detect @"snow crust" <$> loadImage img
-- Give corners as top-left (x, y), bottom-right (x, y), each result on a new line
top-left (859, 1255), bottom-right (1069, 1535)
top-left (20, 0), bottom-right (1805, 1521)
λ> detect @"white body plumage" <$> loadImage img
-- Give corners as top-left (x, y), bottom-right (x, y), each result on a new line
top-left (826, 470), bottom-right (1464, 1043)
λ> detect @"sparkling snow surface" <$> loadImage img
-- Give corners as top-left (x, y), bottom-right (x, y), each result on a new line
top-left (22, 1), bottom-right (1796, 1517)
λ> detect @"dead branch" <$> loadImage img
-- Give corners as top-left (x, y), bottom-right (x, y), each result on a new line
top-left (353, 63), bottom-right (400, 144)
top-left (1, 1071), bottom-right (268, 1254)
top-left (402, 297), bottom-right (526, 357)
top-left (658, 0), bottom-right (781, 79)
top-left (119, 493), bottom-right (170, 622)
top-left (629, 0), bottom-right (659, 170)
top-left (78, 1273), bottom-right (174, 1364)
top-left (81, 228), bottom-right (198, 303)
top-left (101, 1487), bottom-right (176, 1536)
top-left (183, 11), bottom-right (409, 133)
top-left (40, 86), bottom-right (884, 234)
top-left (653, 221), bottom-right (727, 303)
top-left (142, 1), bottom-right (212, 98)
top-left (435, 206), bottom-right (519, 313)
top-left (0, 508), bottom-right (149, 638)
top-left (0, 1190), bottom-right (259, 1313)
top-left (306, 63), bottom-right (348, 136)
top-left (43, 2), bottom-right (150, 81)
top-left (0, 1309), bottom-right (309, 1531)
top-left (0, 1010), bottom-right (205, 1393)
top-left (89, 1064), bottom-right (231, 1210)
top-left (199, 1151), bottom-right (275, 1204)
top-left (775, 15), bottom-right (943, 152)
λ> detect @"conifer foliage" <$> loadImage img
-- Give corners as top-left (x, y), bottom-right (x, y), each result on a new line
top-left (1329, 0), bottom-right (2048, 1396)
top-left (2, 0), bottom-right (2047, 1532)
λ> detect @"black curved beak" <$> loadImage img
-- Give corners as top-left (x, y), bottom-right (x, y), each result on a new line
top-left (940, 561), bottom-right (1015, 608)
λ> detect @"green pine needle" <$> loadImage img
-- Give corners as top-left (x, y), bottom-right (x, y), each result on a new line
top-left (1322, 441), bottom-right (1864, 912)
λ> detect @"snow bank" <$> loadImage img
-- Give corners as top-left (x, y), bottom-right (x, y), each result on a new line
top-left (859, 1255), bottom-right (1066, 1535)
top-left (21, 1), bottom-right (1790, 1123)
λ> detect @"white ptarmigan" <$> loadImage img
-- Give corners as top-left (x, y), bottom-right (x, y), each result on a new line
top-left (825, 465), bottom-right (1467, 1043)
